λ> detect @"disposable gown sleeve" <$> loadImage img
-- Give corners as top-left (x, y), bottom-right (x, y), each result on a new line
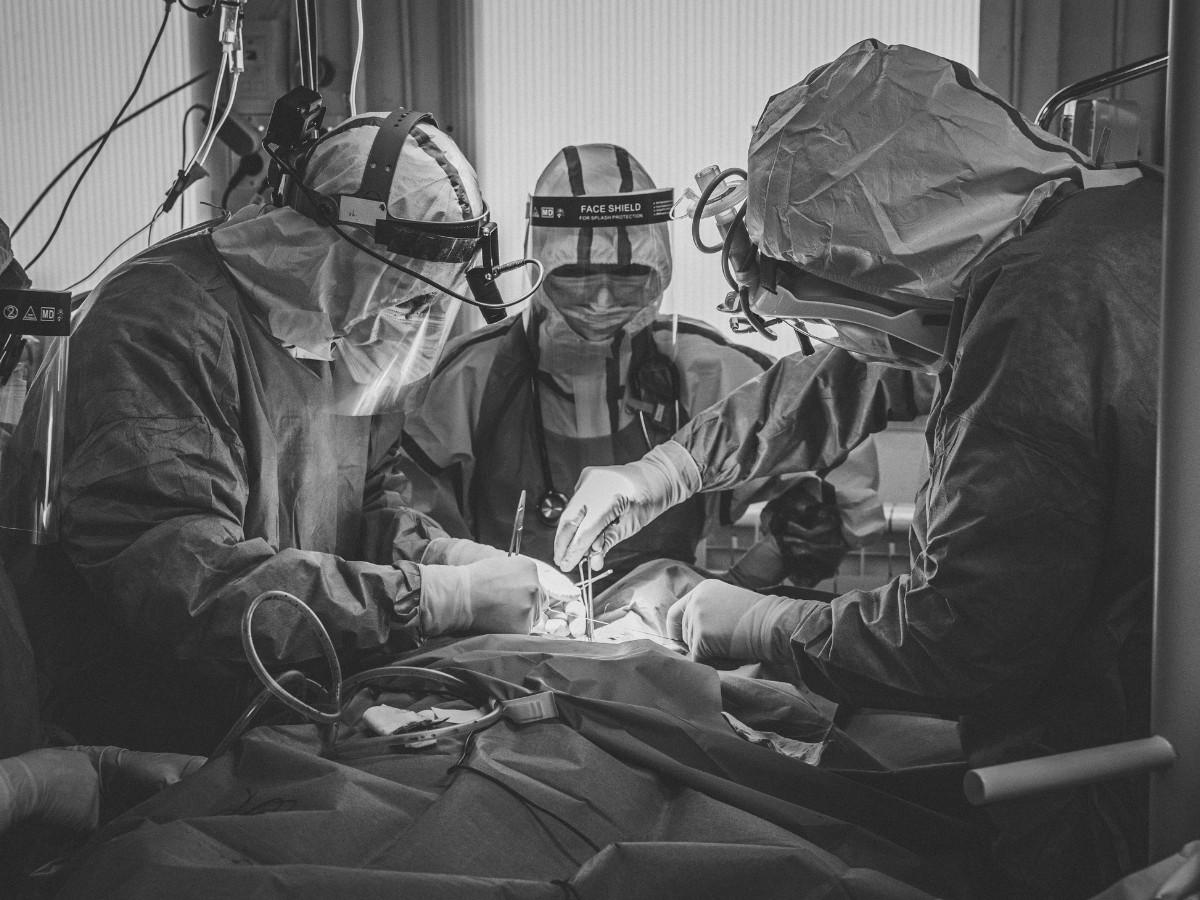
top-left (57, 270), bottom-right (418, 665)
top-left (361, 425), bottom-right (455, 565)
top-left (677, 347), bottom-right (893, 492)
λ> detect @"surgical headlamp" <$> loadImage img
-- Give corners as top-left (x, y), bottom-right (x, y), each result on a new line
top-left (263, 87), bottom-right (541, 323)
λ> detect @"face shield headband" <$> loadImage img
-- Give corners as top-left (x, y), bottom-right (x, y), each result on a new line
top-left (751, 261), bottom-right (956, 372)
top-left (527, 188), bottom-right (675, 229)
top-left (527, 186), bottom-right (673, 341)
top-left (262, 87), bottom-right (544, 321)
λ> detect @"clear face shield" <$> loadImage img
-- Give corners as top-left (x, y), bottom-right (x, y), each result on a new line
top-left (751, 264), bottom-right (953, 372)
top-left (330, 280), bottom-right (462, 416)
top-left (0, 287), bottom-right (73, 544)
top-left (527, 185), bottom-right (674, 343)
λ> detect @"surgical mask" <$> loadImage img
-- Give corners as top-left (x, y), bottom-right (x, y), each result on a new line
top-left (542, 264), bottom-right (659, 342)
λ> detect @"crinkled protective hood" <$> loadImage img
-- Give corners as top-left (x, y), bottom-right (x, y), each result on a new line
top-left (526, 143), bottom-right (671, 351)
top-left (746, 39), bottom-right (1092, 303)
top-left (212, 114), bottom-right (483, 359)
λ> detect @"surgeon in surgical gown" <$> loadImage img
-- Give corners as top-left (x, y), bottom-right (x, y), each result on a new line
top-left (1, 111), bottom-right (548, 756)
top-left (555, 40), bottom-right (1160, 899)
top-left (390, 142), bottom-right (887, 597)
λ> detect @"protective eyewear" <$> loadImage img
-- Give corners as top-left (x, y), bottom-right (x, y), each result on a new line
top-left (751, 263), bottom-right (954, 372)
top-left (543, 264), bottom-right (655, 310)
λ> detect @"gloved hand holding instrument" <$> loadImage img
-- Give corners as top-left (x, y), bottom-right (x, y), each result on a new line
top-left (420, 535), bottom-right (584, 636)
top-left (552, 441), bottom-right (701, 572)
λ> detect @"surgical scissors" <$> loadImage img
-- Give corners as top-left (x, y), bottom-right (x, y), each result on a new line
top-left (508, 489), bottom-right (527, 556)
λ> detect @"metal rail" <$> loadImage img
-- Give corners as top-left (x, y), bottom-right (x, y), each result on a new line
top-left (1150, 0), bottom-right (1200, 859)
top-left (965, 737), bottom-right (1176, 806)
top-left (1035, 52), bottom-right (1168, 131)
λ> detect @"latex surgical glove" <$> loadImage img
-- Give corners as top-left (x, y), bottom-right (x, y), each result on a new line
top-left (534, 560), bottom-right (582, 607)
top-left (666, 579), bottom-right (808, 665)
top-left (421, 536), bottom-right (507, 566)
top-left (554, 441), bottom-right (701, 572)
top-left (418, 556), bottom-right (542, 637)
top-left (0, 747), bottom-right (205, 838)
top-left (75, 746), bottom-right (206, 817)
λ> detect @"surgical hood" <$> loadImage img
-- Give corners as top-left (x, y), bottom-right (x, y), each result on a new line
top-left (745, 38), bottom-right (1093, 304)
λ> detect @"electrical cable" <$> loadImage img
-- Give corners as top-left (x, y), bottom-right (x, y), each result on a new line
top-left (175, 54), bottom-right (229, 189)
top-left (219, 153), bottom-right (264, 212)
top-left (689, 166), bottom-right (746, 255)
top-left (23, 1), bottom-right (176, 270)
top-left (295, 0), bottom-right (318, 90)
top-left (718, 203), bottom-right (748, 291)
top-left (240, 591), bottom-right (343, 725)
top-left (349, 0), bottom-right (365, 116)
top-left (145, 203), bottom-right (167, 247)
top-left (167, 0), bottom-right (249, 213)
top-left (12, 72), bottom-right (209, 238)
top-left (210, 669), bottom-right (328, 759)
top-left (263, 142), bottom-right (545, 311)
top-left (61, 204), bottom-right (163, 293)
top-left (176, 0), bottom-right (218, 14)
top-left (180, 103), bottom-right (208, 230)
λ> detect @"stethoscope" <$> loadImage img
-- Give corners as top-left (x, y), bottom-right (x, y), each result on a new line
top-left (529, 373), bottom-right (571, 526)
top-left (527, 370), bottom-right (676, 526)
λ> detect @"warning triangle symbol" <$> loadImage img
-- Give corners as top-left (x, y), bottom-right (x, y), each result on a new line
top-left (21, 307), bottom-right (36, 321)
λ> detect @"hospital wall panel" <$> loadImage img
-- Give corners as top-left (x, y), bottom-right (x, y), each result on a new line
top-left (3, 1), bottom-right (200, 294)
top-left (469, 0), bottom-right (980, 358)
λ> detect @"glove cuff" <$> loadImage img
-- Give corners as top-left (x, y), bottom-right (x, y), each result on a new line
top-left (643, 440), bottom-right (702, 504)
top-left (742, 594), bottom-right (813, 669)
top-left (416, 564), bottom-right (473, 637)
top-left (421, 537), bottom-right (507, 566)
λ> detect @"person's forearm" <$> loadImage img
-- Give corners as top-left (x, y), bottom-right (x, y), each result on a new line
top-left (67, 520), bottom-right (418, 664)
top-left (675, 349), bottom-right (891, 491)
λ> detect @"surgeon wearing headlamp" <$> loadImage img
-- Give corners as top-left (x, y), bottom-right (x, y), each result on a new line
top-left (1, 107), bottom-right (546, 755)
top-left (554, 40), bottom-right (1161, 898)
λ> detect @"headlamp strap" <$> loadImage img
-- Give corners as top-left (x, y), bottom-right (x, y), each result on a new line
top-left (358, 108), bottom-right (436, 203)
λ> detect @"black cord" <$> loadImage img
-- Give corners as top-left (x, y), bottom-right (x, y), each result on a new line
top-left (23, 1), bottom-right (175, 269)
top-left (718, 204), bottom-right (748, 292)
top-left (12, 72), bottom-right (208, 238)
top-left (220, 153), bottom-right (264, 212)
top-left (176, 0), bottom-right (218, 14)
top-left (264, 143), bottom-right (543, 310)
top-left (690, 167), bottom-right (747, 255)
top-left (180, 103), bottom-right (208, 229)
